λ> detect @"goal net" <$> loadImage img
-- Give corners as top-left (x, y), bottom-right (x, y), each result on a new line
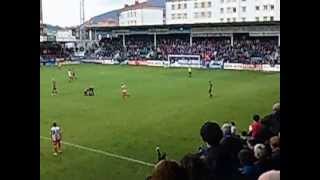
top-left (164, 54), bottom-right (201, 68)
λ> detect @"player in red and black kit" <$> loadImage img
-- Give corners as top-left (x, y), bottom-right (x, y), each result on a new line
top-left (52, 79), bottom-right (58, 96)
top-left (208, 81), bottom-right (213, 98)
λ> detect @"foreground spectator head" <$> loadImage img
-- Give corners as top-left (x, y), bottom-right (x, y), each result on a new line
top-left (272, 103), bottom-right (280, 112)
top-left (200, 122), bottom-right (223, 146)
top-left (180, 153), bottom-right (208, 180)
top-left (241, 131), bottom-right (248, 137)
top-left (269, 136), bottom-right (280, 151)
top-left (258, 170), bottom-right (280, 180)
top-left (254, 144), bottom-right (268, 160)
top-left (221, 123), bottom-right (232, 136)
top-left (253, 114), bottom-right (260, 122)
top-left (247, 137), bottom-right (257, 150)
top-left (230, 121), bottom-right (237, 135)
top-left (238, 149), bottom-right (254, 165)
top-left (150, 160), bottom-right (187, 180)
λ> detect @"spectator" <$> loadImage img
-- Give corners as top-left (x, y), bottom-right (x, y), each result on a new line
top-left (246, 137), bottom-right (257, 150)
top-left (261, 103), bottom-right (280, 141)
top-left (180, 153), bottom-right (209, 180)
top-left (199, 121), bottom-right (241, 180)
top-left (230, 121), bottom-right (237, 135)
top-left (240, 131), bottom-right (249, 146)
top-left (221, 123), bottom-right (232, 137)
top-left (262, 103), bottom-right (280, 136)
top-left (249, 114), bottom-right (263, 140)
top-left (254, 144), bottom-right (272, 175)
top-left (149, 160), bottom-right (187, 180)
top-left (200, 121), bottom-right (223, 148)
top-left (238, 149), bottom-right (259, 180)
top-left (258, 170), bottom-right (280, 180)
top-left (269, 136), bottom-right (280, 170)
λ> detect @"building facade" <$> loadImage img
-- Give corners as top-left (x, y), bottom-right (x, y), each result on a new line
top-left (166, 0), bottom-right (280, 24)
top-left (119, 1), bottom-right (164, 26)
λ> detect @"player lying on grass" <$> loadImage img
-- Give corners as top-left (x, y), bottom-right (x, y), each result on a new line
top-left (121, 83), bottom-right (130, 100)
top-left (51, 78), bottom-right (58, 96)
top-left (50, 122), bottom-right (62, 156)
top-left (84, 86), bottom-right (95, 96)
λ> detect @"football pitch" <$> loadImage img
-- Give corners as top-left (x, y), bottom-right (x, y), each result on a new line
top-left (40, 64), bottom-right (280, 180)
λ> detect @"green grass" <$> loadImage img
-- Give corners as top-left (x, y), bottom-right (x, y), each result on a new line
top-left (40, 64), bottom-right (279, 180)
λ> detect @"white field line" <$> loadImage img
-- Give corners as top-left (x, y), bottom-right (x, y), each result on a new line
top-left (40, 136), bottom-right (155, 167)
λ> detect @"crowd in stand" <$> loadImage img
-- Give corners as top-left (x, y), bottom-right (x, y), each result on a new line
top-left (96, 35), bottom-right (280, 65)
top-left (40, 35), bottom-right (280, 65)
top-left (146, 102), bottom-right (280, 180)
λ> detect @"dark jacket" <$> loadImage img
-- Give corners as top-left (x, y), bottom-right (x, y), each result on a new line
top-left (200, 140), bottom-right (242, 180)
top-left (270, 149), bottom-right (280, 170)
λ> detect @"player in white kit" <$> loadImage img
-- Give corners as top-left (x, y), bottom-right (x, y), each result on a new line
top-left (50, 122), bottom-right (62, 156)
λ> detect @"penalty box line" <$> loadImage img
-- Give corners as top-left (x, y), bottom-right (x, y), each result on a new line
top-left (40, 136), bottom-right (155, 167)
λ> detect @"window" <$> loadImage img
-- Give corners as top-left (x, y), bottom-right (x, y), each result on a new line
top-left (184, 3), bottom-right (187, 9)
top-left (242, 0), bottom-right (246, 1)
top-left (178, 4), bottom-right (181, 9)
top-left (134, 12), bottom-right (136, 17)
top-left (227, 18), bottom-right (231, 22)
top-left (270, 5), bottom-right (275, 10)
top-left (194, 2), bottom-right (198, 8)
top-left (227, 7), bottom-right (231, 13)
top-left (172, 4), bottom-right (175, 10)
top-left (227, 0), bottom-right (231, 3)
top-left (194, 12), bottom-right (199, 18)
top-left (233, 7), bottom-right (236, 13)
top-left (221, 0), bottom-right (224, 3)
top-left (208, 2), bottom-right (212, 7)
top-left (255, 17), bottom-right (259, 21)
top-left (201, 11), bottom-right (205, 17)
top-left (208, 11), bottom-right (212, 18)
top-left (263, 16), bottom-right (268, 21)
top-left (242, 6), bottom-right (246, 12)
top-left (184, 13), bottom-right (187, 19)
top-left (172, 14), bottom-right (176, 20)
top-left (233, 18), bottom-right (236, 22)
top-left (242, 17), bottom-right (246, 22)
top-left (256, 6), bottom-right (260, 11)
top-left (220, 18), bottom-right (224, 22)
top-left (201, 2), bottom-right (205, 8)
top-left (270, 16), bottom-right (274, 21)
top-left (232, 0), bottom-right (236, 2)
top-left (220, 8), bottom-right (224, 13)
top-left (264, 5), bottom-right (268, 10)
top-left (177, 13), bottom-right (181, 19)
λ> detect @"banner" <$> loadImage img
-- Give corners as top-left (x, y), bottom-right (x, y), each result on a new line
top-left (146, 60), bottom-right (163, 67)
top-left (60, 61), bottom-right (81, 65)
top-left (202, 60), bottom-right (224, 69)
top-left (223, 63), bottom-right (280, 72)
top-left (169, 60), bottom-right (201, 68)
top-left (262, 64), bottom-right (280, 72)
top-left (128, 60), bottom-right (149, 66)
top-left (82, 59), bottom-right (105, 64)
top-left (242, 64), bottom-right (263, 71)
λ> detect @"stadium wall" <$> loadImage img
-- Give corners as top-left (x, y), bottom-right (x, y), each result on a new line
top-left (73, 59), bottom-right (280, 72)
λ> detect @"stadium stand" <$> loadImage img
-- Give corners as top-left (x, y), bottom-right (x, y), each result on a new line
top-left (89, 35), bottom-right (280, 65)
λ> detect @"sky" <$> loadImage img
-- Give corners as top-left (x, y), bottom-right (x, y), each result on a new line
top-left (42, 0), bottom-right (147, 27)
